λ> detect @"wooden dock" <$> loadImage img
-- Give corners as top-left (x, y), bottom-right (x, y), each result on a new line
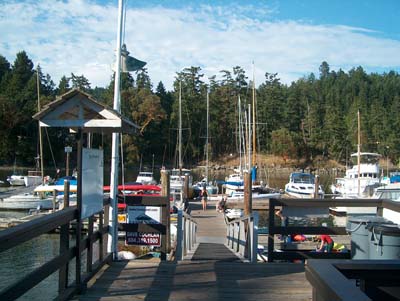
top-left (73, 199), bottom-right (312, 300)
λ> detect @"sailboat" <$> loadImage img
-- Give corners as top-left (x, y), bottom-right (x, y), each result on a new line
top-left (224, 95), bottom-right (245, 196)
top-left (6, 158), bottom-right (26, 186)
top-left (1, 67), bottom-right (79, 210)
top-left (135, 154), bottom-right (157, 185)
top-left (7, 68), bottom-right (43, 187)
top-left (193, 91), bottom-right (218, 196)
top-left (169, 81), bottom-right (193, 204)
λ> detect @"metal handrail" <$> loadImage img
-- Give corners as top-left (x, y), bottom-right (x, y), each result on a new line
top-left (175, 209), bottom-right (197, 261)
top-left (226, 212), bottom-right (259, 263)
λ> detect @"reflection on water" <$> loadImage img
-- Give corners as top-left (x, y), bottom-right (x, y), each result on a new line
top-left (0, 234), bottom-right (60, 300)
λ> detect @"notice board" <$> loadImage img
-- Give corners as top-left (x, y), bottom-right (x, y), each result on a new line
top-left (81, 148), bottom-right (104, 219)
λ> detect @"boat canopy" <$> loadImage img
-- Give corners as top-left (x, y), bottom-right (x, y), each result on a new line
top-left (350, 152), bottom-right (381, 165)
top-left (290, 173), bottom-right (315, 184)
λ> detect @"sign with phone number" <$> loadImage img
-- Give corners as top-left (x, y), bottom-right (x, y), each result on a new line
top-left (126, 232), bottom-right (161, 246)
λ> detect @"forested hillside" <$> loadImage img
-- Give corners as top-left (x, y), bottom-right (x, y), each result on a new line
top-left (1, 51), bottom-right (399, 169)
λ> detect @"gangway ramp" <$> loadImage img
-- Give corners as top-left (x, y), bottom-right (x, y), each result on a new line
top-left (73, 200), bottom-right (312, 300)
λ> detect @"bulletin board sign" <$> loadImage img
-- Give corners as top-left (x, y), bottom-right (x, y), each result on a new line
top-left (81, 148), bottom-right (104, 219)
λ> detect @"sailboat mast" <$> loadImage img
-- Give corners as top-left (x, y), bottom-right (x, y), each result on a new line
top-left (206, 91), bottom-right (209, 182)
top-left (179, 81), bottom-right (183, 173)
top-left (248, 104), bottom-right (252, 172)
top-left (238, 95), bottom-right (242, 174)
top-left (252, 62), bottom-right (256, 167)
top-left (357, 110), bottom-right (361, 196)
top-left (37, 65), bottom-right (44, 181)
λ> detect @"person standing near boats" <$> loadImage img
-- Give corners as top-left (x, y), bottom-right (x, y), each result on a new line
top-left (201, 187), bottom-right (208, 211)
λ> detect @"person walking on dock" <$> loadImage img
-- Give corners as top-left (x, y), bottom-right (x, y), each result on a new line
top-left (201, 187), bottom-right (208, 211)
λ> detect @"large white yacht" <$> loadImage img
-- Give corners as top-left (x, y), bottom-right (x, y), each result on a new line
top-left (135, 171), bottom-right (157, 185)
top-left (331, 152), bottom-right (382, 198)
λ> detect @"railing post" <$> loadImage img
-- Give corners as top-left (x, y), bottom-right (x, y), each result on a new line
top-left (377, 200), bottom-right (383, 217)
top-left (268, 198), bottom-right (276, 262)
top-left (86, 216), bottom-right (94, 273)
top-left (102, 203), bottom-right (109, 260)
top-left (160, 201), bottom-right (167, 261)
top-left (76, 128), bottom-right (83, 291)
top-left (175, 209), bottom-right (183, 261)
top-left (183, 217), bottom-right (187, 256)
top-left (251, 212), bottom-right (259, 263)
top-left (161, 170), bottom-right (171, 253)
top-left (59, 181), bottom-right (70, 294)
top-left (53, 189), bottom-right (57, 212)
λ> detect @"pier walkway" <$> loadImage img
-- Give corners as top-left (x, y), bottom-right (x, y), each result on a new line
top-left (73, 200), bottom-right (312, 301)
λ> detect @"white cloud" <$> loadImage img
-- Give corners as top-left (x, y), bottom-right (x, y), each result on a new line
top-left (0, 0), bottom-right (399, 90)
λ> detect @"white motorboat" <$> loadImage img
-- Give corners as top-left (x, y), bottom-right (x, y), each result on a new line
top-left (193, 177), bottom-right (218, 197)
top-left (284, 172), bottom-right (324, 199)
top-left (135, 171), bottom-right (157, 185)
top-left (225, 208), bottom-right (243, 220)
top-left (372, 182), bottom-right (400, 223)
top-left (224, 173), bottom-right (244, 195)
top-left (0, 184), bottom-right (77, 210)
top-left (227, 189), bottom-right (281, 201)
top-left (331, 152), bottom-right (382, 198)
top-left (24, 170), bottom-right (43, 187)
top-left (7, 175), bottom-right (25, 186)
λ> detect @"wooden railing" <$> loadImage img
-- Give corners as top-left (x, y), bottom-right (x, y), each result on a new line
top-left (306, 259), bottom-right (400, 301)
top-left (226, 212), bottom-right (259, 263)
top-left (174, 210), bottom-right (197, 261)
top-left (0, 197), bottom-right (111, 301)
top-left (268, 198), bottom-right (400, 262)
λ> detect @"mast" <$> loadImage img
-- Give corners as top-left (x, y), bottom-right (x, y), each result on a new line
top-left (238, 95), bottom-right (242, 174)
top-left (252, 62), bottom-right (256, 166)
top-left (357, 110), bottom-right (361, 196)
top-left (248, 104), bottom-right (251, 172)
top-left (37, 65), bottom-right (44, 181)
top-left (179, 81), bottom-right (183, 173)
top-left (206, 91), bottom-right (209, 182)
top-left (109, 0), bottom-right (124, 259)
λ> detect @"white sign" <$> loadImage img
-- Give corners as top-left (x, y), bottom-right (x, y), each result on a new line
top-left (127, 206), bottom-right (161, 224)
top-left (81, 148), bottom-right (104, 219)
top-left (64, 146), bottom-right (72, 153)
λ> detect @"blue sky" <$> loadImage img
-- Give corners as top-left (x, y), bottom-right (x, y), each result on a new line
top-left (0, 0), bottom-right (399, 90)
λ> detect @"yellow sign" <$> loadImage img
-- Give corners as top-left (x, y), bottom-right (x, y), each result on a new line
top-left (118, 214), bottom-right (126, 223)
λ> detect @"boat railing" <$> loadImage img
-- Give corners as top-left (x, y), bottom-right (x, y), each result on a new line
top-left (226, 212), bottom-right (259, 263)
top-left (174, 209), bottom-right (197, 261)
top-left (0, 187), bottom-right (111, 301)
top-left (267, 197), bottom-right (400, 263)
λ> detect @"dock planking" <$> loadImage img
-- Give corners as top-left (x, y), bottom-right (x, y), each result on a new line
top-left (72, 199), bottom-right (312, 300)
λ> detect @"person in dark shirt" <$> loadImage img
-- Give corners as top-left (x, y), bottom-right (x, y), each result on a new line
top-left (201, 187), bottom-right (208, 211)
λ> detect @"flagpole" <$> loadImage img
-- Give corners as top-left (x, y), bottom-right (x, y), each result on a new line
top-left (108, 0), bottom-right (124, 260)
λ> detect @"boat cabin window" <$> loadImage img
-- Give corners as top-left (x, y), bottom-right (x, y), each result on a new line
top-left (375, 190), bottom-right (400, 200)
top-left (291, 174), bottom-right (314, 184)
